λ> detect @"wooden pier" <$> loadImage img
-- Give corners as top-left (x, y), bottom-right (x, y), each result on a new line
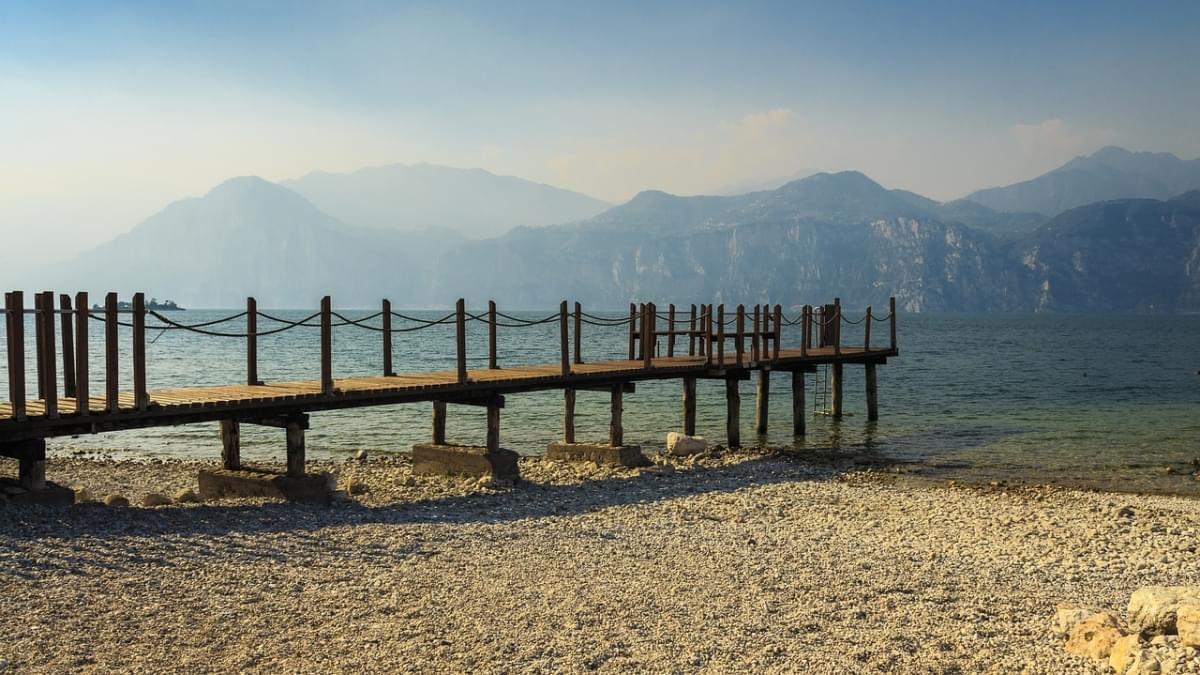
top-left (1, 291), bottom-right (897, 500)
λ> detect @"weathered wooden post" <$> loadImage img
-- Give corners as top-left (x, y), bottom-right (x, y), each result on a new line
top-left (833, 297), bottom-right (842, 356)
top-left (488, 300), bottom-right (498, 369)
top-left (716, 304), bottom-right (725, 366)
top-left (735, 304), bottom-right (745, 367)
top-left (792, 371), bottom-right (806, 435)
top-left (17, 440), bottom-right (46, 491)
top-left (865, 364), bottom-right (879, 421)
top-left (703, 305), bottom-right (713, 367)
top-left (105, 292), bottom-right (119, 413)
top-left (39, 291), bottom-right (58, 418)
top-left (247, 297), bottom-right (260, 385)
top-left (59, 294), bottom-right (77, 398)
top-left (642, 303), bottom-right (653, 370)
top-left (610, 384), bottom-right (623, 447)
top-left (432, 401), bottom-right (447, 445)
top-left (773, 304), bottom-right (782, 361)
top-left (5, 291), bottom-right (26, 421)
top-left (382, 299), bottom-right (395, 376)
top-left (801, 304), bottom-right (811, 356)
top-left (132, 292), bottom-right (148, 410)
top-left (220, 420), bottom-right (241, 470)
top-left (864, 305), bottom-right (873, 350)
top-left (573, 302), bottom-right (582, 365)
top-left (752, 304), bottom-right (761, 363)
top-left (755, 369), bottom-right (769, 435)
top-left (33, 293), bottom-right (45, 401)
top-left (559, 300), bottom-right (570, 377)
top-left (667, 304), bottom-right (676, 357)
top-left (889, 296), bottom-right (898, 351)
top-left (726, 377), bottom-right (741, 448)
top-left (691, 305), bottom-right (700, 357)
top-left (286, 416), bottom-right (305, 477)
top-left (486, 404), bottom-right (501, 453)
top-left (831, 363), bottom-right (844, 420)
top-left (320, 295), bottom-right (333, 395)
top-left (455, 298), bottom-right (468, 384)
top-left (627, 303), bottom-right (637, 360)
top-left (74, 291), bottom-right (88, 416)
top-left (683, 376), bottom-right (697, 436)
top-left (563, 389), bottom-right (576, 443)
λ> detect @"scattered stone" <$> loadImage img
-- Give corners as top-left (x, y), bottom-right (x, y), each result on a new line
top-left (72, 485), bottom-right (94, 503)
top-left (354, 449), bottom-right (369, 463)
top-left (102, 494), bottom-right (130, 507)
top-left (174, 489), bottom-right (201, 504)
top-left (1111, 634), bottom-right (1141, 673)
top-left (1177, 606), bottom-right (1200, 648)
top-left (1055, 603), bottom-right (1101, 637)
top-left (1128, 587), bottom-right (1200, 636)
top-left (400, 476), bottom-right (416, 487)
top-left (1065, 611), bottom-right (1123, 660)
top-left (347, 481), bottom-right (368, 495)
top-left (665, 432), bottom-right (707, 456)
top-left (139, 493), bottom-right (172, 507)
top-left (1116, 505), bottom-right (1136, 519)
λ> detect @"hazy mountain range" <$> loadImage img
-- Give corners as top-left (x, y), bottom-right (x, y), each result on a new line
top-left (27, 147), bottom-right (1200, 312)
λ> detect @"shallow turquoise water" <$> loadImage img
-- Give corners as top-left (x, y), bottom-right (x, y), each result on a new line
top-left (3, 309), bottom-right (1198, 494)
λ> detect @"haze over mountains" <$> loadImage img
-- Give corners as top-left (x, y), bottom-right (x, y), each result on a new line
top-left (33, 148), bottom-right (1200, 312)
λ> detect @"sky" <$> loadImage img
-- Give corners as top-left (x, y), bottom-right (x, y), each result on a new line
top-left (2, 0), bottom-right (1199, 269)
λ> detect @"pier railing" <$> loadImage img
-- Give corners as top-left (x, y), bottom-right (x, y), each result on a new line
top-left (2, 290), bottom-right (896, 421)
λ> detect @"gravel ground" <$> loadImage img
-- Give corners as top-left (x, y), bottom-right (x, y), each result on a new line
top-left (2, 449), bottom-right (1199, 674)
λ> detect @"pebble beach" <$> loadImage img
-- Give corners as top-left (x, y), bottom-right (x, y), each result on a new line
top-left (2, 449), bottom-right (1200, 674)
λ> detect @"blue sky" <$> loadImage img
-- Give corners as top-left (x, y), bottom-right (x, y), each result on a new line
top-left (2, 0), bottom-right (1198, 264)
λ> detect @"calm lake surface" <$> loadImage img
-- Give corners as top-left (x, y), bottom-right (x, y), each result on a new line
top-left (3, 309), bottom-right (1199, 494)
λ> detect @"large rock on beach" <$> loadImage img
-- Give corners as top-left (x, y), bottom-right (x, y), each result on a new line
top-left (1055, 603), bottom-right (1102, 637)
top-left (1109, 634), bottom-right (1142, 673)
top-left (140, 493), bottom-right (172, 507)
top-left (665, 432), bottom-right (707, 456)
top-left (1065, 611), bottom-right (1123, 660)
top-left (1127, 586), bottom-right (1200, 636)
top-left (1177, 605), bottom-right (1200, 648)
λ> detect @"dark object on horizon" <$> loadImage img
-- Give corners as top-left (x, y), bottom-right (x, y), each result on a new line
top-left (91, 298), bottom-right (184, 311)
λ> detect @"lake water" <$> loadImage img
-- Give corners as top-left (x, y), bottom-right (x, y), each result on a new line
top-left (3, 308), bottom-right (1199, 495)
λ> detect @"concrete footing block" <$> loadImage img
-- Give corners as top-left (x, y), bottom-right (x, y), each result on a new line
top-left (412, 444), bottom-right (520, 480)
top-left (0, 479), bottom-right (75, 506)
top-left (197, 467), bottom-right (334, 503)
top-left (545, 442), bottom-right (650, 467)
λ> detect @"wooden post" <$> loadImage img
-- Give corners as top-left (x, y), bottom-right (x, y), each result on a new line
top-left (865, 363), bottom-right (879, 421)
top-left (831, 362), bottom-right (843, 419)
top-left (220, 419), bottom-right (241, 470)
top-left (132, 292), bottom-right (147, 410)
top-left (864, 305), bottom-right (873, 350)
top-left (486, 404), bottom-right (500, 453)
top-left (59, 294), bottom-right (77, 398)
top-left (432, 401), bottom-right (447, 445)
top-left (488, 300), bottom-right (498, 369)
top-left (691, 305), bottom-right (700, 357)
top-left (573, 302), bottom-right (582, 365)
top-left (5, 291), bottom-right (26, 421)
top-left (320, 295), bottom-right (333, 395)
top-left (725, 376), bottom-right (741, 449)
top-left (74, 291), bottom-right (88, 416)
top-left (755, 369), bottom-right (769, 435)
top-left (247, 297), bottom-right (260, 385)
top-left (559, 300), bottom-right (570, 376)
top-left (18, 439), bottom-right (46, 491)
top-left (889, 296), bottom-right (897, 351)
top-left (40, 291), bottom-right (58, 418)
top-left (698, 305), bottom-right (707, 358)
top-left (683, 375), bottom-right (696, 436)
top-left (455, 298), bottom-right (467, 384)
top-left (627, 303), bottom-right (637, 360)
top-left (105, 292), bottom-right (119, 413)
top-left (382, 299), bottom-right (394, 376)
top-left (34, 293), bottom-right (45, 400)
top-left (609, 384), bottom-right (623, 447)
top-left (792, 371), bottom-right (806, 435)
top-left (667, 304), bottom-right (676, 357)
top-left (735, 304), bottom-right (745, 367)
top-left (564, 388), bottom-right (576, 443)
top-left (752, 304), bottom-right (761, 363)
top-left (833, 297), bottom-right (842, 356)
top-left (801, 305), bottom-right (810, 356)
top-left (642, 303), bottom-right (653, 370)
top-left (286, 418), bottom-right (305, 477)
top-left (716, 304), bottom-right (725, 367)
top-left (773, 304), bottom-right (782, 361)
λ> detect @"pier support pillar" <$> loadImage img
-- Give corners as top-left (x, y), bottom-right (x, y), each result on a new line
top-left (755, 369), bottom-right (770, 435)
top-left (792, 371), bottom-right (806, 436)
top-left (486, 404), bottom-right (501, 453)
top-left (432, 401), bottom-right (447, 445)
top-left (285, 418), bottom-right (306, 478)
top-left (831, 363), bottom-right (844, 420)
top-left (564, 389), bottom-right (576, 444)
top-left (682, 376), bottom-right (696, 436)
top-left (725, 376), bottom-right (741, 449)
top-left (1, 439), bottom-right (74, 505)
top-left (865, 364), bottom-right (879, 422)
top-left (610, 384), bottom-right (623, 447)
top-left (220, 420), bottom-right (241, 470)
